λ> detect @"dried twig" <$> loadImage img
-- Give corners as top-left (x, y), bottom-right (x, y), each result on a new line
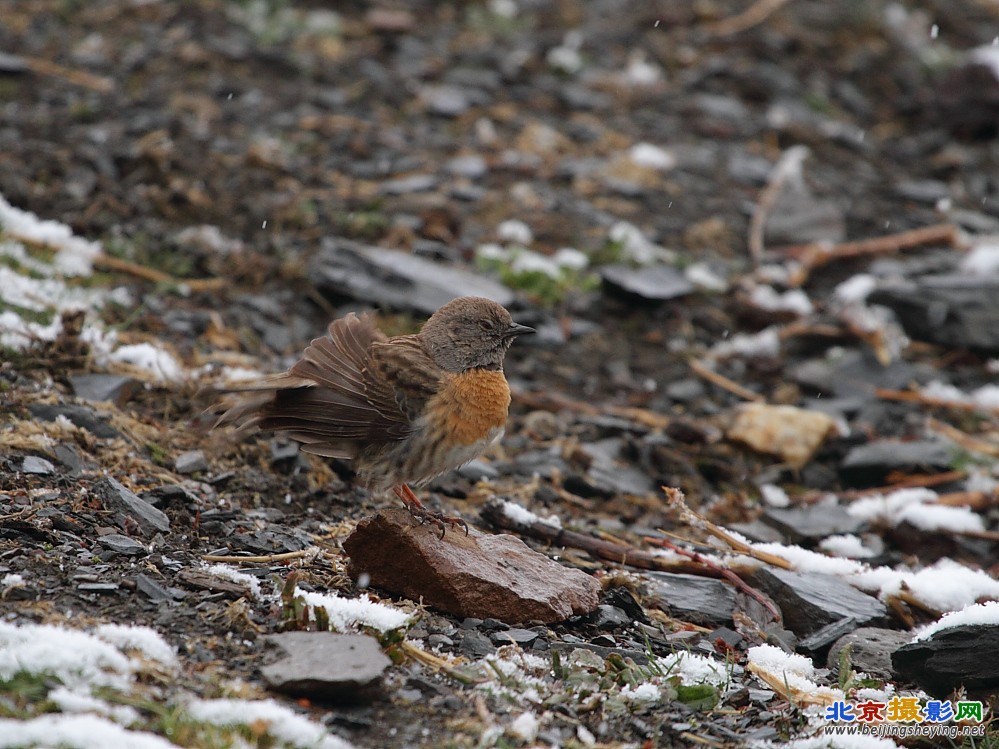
top-left (201, 549), bottom-right (320, 564)
top-left (926, 417), bottom-right (999, 458)
top-left (481, 499), bottom-right (708, 574)
top-left (747, 145), bottom-right (809, 266)
top-left (644, 536), bottom-right (780, 620)
top-left (688, 359), bottom-right (764, 403)
top-left (936, 491), bottom-right (999, 511)
top-left (397, 640), bottom-right (480, 685)
top-left (826, 470), bottom-right (967, 502)
top-left (782, 223), bottom-right (964, 287)
top-left (876, 388), bottom-right (999, 419)
top-left (661, 487), bottom-right (793, 569)
top-left (94, 253), bottom-right (226, 292)
top-left (703, 0), bottom-right (795, 36)
top-left (21, 55), bottom-right (114, 93)
top-left (957, 528), bottom-right (999, 541)
top-left (513, 389), bottom-right (671, 430)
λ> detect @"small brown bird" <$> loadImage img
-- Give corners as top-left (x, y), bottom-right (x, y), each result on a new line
top-left (213, 296), bottom-right (534, 530)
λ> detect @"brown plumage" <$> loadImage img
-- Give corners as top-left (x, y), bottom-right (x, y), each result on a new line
top-left (212, 296), bottom-right (534, 529)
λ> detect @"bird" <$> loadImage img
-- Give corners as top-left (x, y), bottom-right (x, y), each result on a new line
top-left (212, 296), bottom-right (535, 532)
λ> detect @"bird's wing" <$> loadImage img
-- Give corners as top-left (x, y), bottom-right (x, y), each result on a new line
top-left (366, 334), bottom-right (444, 424)
top-left (212, 314), bottom-right (440, 458)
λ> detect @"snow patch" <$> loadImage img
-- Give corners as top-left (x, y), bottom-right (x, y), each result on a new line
top-left (296, 588), bottom-right (410, 632)
top-left (186, 698), bottom-right (355, 749)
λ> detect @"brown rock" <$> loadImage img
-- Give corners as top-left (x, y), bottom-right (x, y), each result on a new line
top-left (343, 509), bottom-right (600, 625)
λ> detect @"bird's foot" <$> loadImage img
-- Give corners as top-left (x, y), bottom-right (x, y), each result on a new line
top-left (393, 484), bottom-right (469, 538)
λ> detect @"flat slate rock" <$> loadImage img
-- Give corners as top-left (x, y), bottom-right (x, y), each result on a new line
top-left (135, 572), bottom-right (185, 602)
top-left (27, 403), bottom-right (120, 439)
top-left (20, 456), bottom-right (55, 475)
top-left (599, 264), bottom-right (694, 302)
top-left (94, 477), bottom-right (170, 535)
top-left (827, 627), bottom-right (911, 680)
top-left (565, 438), bottom-right (655, 498)
top-left (892, 624), bottom-right (999, 697)
top-left (68, 373), bottom-right (139, 406)
top-left (262, 632), bottom-right (391, 703)
top-left (311, 238), bottom-right (513, 316)
top-left (98, 533), bottom-right (147, 555)
top-left (343, 508), bottom-right (600, 625)
top-left (174, 449), bottom-right (208, 475)
top-left (763, 181), bottom-right (845, 245)
top-left (839, 439), bottom-right (953, 487)
top-left (870, 274), bottom-right (999, 351)
top-left (644, 572), bottom-right (737, 627)
top-left (747, 567), bottom-right (887, 638)
top-left (761, 504), bottom-right (864, 543)
top-left (792, 350), bottom-right (920, 400)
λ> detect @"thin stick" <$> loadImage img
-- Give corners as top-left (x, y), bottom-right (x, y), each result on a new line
top-left (688, 359), bottom-right (764, 402)
top-left (783, 223), bottom-right (963, 286)
top-left (513, 389), bottom-right (672, 429)
top-left (481, 500), bottom-right (711, 574)
top-left (957, 528), bottom-right (999, 541)
top-left (927, 417), bottom-right (999, 457)
top-left (826, 469), bottom-right (967, 502)
top-left (202, 549), bottom-right (316, 564)
top-left (644, 536), bottom-right (780, 620)
top-left (397, 640), bottom-right (480, 685)
top-left (661, 487), bottom-right (794, 569)
top-left (703, 0), bottom-right (795, 36)
top-left (876, 388), bottom-right (999, 419)
top-left (747, 145), bottom-right (810, 266)
top-left (936, 491), bottom-right (997, 511)
top-left (94, 253), bottom-right (226, 292)
top-left (21, 55), bottom-right (114, 93)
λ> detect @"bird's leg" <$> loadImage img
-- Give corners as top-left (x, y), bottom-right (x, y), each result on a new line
top-left (392, 484), bottom-right (468, 537)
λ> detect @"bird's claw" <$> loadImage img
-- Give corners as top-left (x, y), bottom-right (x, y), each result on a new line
top-left (407, 504), bottom-right (469, 538)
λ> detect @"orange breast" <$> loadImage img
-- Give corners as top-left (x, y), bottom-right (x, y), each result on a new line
top-left (431, 369), bottom-right (511, 446)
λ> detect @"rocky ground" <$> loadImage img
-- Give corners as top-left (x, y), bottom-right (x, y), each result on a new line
top-left (3, 1), bottom-right (999, 747)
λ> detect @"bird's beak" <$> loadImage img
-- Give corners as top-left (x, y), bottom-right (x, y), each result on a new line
top-left (505, 322), bottom-right (536, 338)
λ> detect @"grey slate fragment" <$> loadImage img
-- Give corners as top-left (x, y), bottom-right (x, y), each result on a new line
top-left (28, 404), bottom-right (120, 439)
top-left (645, 572), bottom-right (737, 627)
top-left (20, 456), bottom-right (55, 475)
top-left (491, 628), bottom-right (539, 647)
top-left (840, 440), bottom-right (954, 487)
top-left (762, 182), bottom-right (845, 245)
top-left (550, 641), bottom-right (651, 666)
top-left (458, 631), bottom-right (495, 658)
top-left (262, 632), bottom-right (391, 703)
top-left (761, 504), bottom-right (864, 543)
top-left (135, 573), bottom-right (185, 602)
top-left (69, 373), bottom-right (139, 406)
top-left (94, 477), bottom-right (171, 535)
top-left (827, 627), bottom-right (910, 680)
top-left (588, 605), bottom-right (631, 631)
top-left (566, 438), bottom-right (655, 498)
top-left (98, 534), bottom-right (147, 555)
top-left (892, 624), bottom-right (999, 696)
top-left (798, 617), bottom-right (860, 655)
top-left (792, 349), bottom-right (921, 399)
top-left (599, 264), bottom-right (695, 302)
top-left (748, 567), bottom-right (887, 638)
top-left (312, 238), bottom-right (513, 315)
top-left (870, 274), bottom-right (999, 351)
top-left (174, 450), bottom-right (208, 475)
